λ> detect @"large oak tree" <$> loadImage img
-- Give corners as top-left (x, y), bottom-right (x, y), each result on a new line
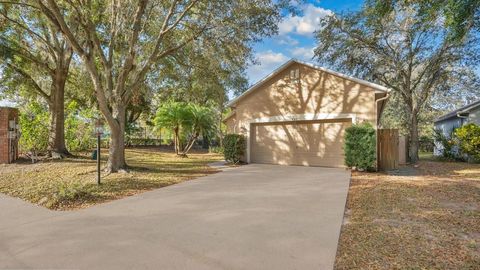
top-left (0, 4), bottom-right (74, 156)
top-left (314, 0), bottom-right (479, 163)
top-left (31, 0), bottom-right (286, 172)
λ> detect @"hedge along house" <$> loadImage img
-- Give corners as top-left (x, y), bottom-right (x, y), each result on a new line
top-left (224, 59), bottom-right (390, 168)
top-left (0, 107), bottom-right (20, 164)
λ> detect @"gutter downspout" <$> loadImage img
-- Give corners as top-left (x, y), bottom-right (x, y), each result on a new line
top-left (375, 92), bottom-right (390, 171)
top-left (456, 111), bottom-right (469, 125)
top-left (375, 92), bottom-right (390, 128)
top-left (457, 111), bottom-right (468, 119)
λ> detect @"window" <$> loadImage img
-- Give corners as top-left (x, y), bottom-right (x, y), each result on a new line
top-left (290, 68), bottom-right (300, 82)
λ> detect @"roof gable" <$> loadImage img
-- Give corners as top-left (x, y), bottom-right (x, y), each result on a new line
top-left (227, 59), bottom-right (390, 107)
top-left (435, 100), bottom-right (480, 123)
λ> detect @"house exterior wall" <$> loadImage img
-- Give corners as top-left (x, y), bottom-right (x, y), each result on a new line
top-left (226, 63), bottom-right (380, 134)
top-left (433, 106), bottom-right (480, 156)
top-left (433, 117), bottom-right (465, 156)
top-left (225, 62), bottom-right (385, 166)
top-left (224, 117), bottom-right (235, 133)
top-left (467, 106), bottom-right (480, 124)
top-left (0, 107), bottom-right (19, 164)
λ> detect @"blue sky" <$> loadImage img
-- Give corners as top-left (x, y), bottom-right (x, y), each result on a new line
top-left (0, 1), bottom-right (364, 107)
top-left (246, 0), bottom-right (364, 84)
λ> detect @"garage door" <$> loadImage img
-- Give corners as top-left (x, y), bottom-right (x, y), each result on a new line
top-left (250, 119), bottom-right (352, 167)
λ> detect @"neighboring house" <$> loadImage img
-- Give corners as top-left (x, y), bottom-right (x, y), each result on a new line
top-left (433, 100), bottom-right (480, 156)
top-left (224, 59), bottom-right (390, 167)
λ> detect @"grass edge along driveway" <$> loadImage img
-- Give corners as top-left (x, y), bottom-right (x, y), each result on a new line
top-left (0, 148), bottom-right (223, 210)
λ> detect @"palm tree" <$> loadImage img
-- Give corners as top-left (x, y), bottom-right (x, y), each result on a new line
top-left (154, 101), bottom-right (189, 155)
top-left (181, 104), bottom-right (216, 156)
top-left (155, 102), bottom-right (215, 156)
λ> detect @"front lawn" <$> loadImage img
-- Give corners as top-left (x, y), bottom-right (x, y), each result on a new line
top-left (335, 161), bottom-right (480, 269)
top-left (0, 148), bottom-right (222, 210)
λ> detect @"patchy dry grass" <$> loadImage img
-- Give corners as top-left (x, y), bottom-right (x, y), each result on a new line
top-left (0, 148), bottom-right (222, 210)
top-left (335, 161), bottom-right (480, 270)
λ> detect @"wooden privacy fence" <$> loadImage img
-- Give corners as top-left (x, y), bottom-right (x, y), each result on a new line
top-left (377, 129), bottom-right (399, 171)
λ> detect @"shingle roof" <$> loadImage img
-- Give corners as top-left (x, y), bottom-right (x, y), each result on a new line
top-left (434, 100), bottom-right (480, 123)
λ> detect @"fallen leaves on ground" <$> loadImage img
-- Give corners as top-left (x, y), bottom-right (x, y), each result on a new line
top-left (0, 148), bottom-right (222, 210)
top-left (335, 161), bottom-right (480, 270)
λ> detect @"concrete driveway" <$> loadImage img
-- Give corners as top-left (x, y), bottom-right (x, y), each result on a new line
top-left (0, 164), bottom-right (350, 270)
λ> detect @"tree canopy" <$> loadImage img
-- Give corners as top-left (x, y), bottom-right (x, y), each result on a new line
top-left (314, 0), bottom-right (480, 162)
top-left (0, 4), bottom-right (74, 156)
top-left (25, 0), bottom-right (289, 172)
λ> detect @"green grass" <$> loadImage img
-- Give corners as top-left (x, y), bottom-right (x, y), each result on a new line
top-left (0, 148), bottom-right (223, 210)
top-left (419, 150), bottom-right (435, 161)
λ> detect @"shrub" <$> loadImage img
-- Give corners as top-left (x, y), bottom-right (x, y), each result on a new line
top-left (19, 100), bottom-right (99, 154)
top-left (64, 101), bottom-right (97, 152)
top-left (344, 122), bottom-right (376, 170)
top-left (419, 135), bottom-right (435, 152)
top-left (49, 182), bottom-right (93, 209)
top-left (209, 146), bottom-right (224, 154)
top-left (223, 134), bottom-right (245, 164)
top-left (433, 128), bottom-right (459, 160)
top-left (455, 123), bottom-right (480, 162)
top-left (19, 101), bottom-right (50, 153)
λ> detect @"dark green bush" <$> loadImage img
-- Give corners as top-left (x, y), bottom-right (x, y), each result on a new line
top-left (223, 134), bottom-right (245, 164)
top-left (344, 123), bottom-right (376, 170)
top-left (419, 135), bottom-right (435, 152)
top-left (455, 123), bottom-right (480, 162)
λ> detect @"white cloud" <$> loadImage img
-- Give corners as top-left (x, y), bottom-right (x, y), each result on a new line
top-left (247, 50), bottom-right (289, 84)
top-left (276, 35), bottom-right (299, 46)
top-left (291, 46), bottom-right (315, 60)
top-left (278, 4), bottom-right (333, 36)
top-left (257, 50), bottom-right (289, 66)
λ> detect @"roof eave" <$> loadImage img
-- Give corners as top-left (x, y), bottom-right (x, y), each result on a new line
top-left (226, 59), bottom-right (297, 107)
top-left (227, 59), bottom-right (391, 108)
top-left (434, 101), bottom-right (480, 123)
top-left (222, 111), bottom-right (236, 122)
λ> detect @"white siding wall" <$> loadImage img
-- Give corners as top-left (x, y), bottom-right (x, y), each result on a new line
top-left (433, 117), bottom-right (464, 156)
top-left (467, 107), bottom-right (480, 124)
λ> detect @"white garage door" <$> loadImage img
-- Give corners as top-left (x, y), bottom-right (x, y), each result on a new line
top-left (250, 119), bottom-right (351, 167)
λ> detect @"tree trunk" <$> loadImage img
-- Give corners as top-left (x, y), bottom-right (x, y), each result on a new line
top-left (106, 104), bottom-right (127, 172)
top-left (408, 114), bottom-right (420, 163)
top-left (47, 73), bottom-right (70, 158)
top-left (174, 127), bottom-right (180, 154)
top-left (218, 114), bottom-right (224, 147)
top-left (182, 133), bottom-right (199, 155)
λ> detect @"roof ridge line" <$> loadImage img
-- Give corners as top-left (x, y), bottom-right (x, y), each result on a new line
top-left (227, 58), bottom-right (390, 107)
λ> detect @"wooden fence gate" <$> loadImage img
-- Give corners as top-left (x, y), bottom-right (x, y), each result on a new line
top-left (377, 129), bottom-right (399, 171)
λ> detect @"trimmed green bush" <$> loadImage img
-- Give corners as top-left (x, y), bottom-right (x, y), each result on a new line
top-left (455, 123), bottom-right (480, 162)
top-left (223, 134), bottom-right (245, 164)
top-left (344, 123), bottom-right (376, 170)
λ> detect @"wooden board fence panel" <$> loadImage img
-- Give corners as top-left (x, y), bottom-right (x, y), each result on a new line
top-left (377, 129), bottom-right (399, 171)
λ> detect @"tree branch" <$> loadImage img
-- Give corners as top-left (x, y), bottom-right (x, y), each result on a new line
top-left (6, 62), bottom-right (51, 101)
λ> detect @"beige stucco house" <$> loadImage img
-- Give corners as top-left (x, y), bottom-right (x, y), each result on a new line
top-left (224, 59), bottom-right (390, 167)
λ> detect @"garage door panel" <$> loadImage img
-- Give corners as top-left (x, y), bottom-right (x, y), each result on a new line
top-left (250, 120), bottom-right (351, 167)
